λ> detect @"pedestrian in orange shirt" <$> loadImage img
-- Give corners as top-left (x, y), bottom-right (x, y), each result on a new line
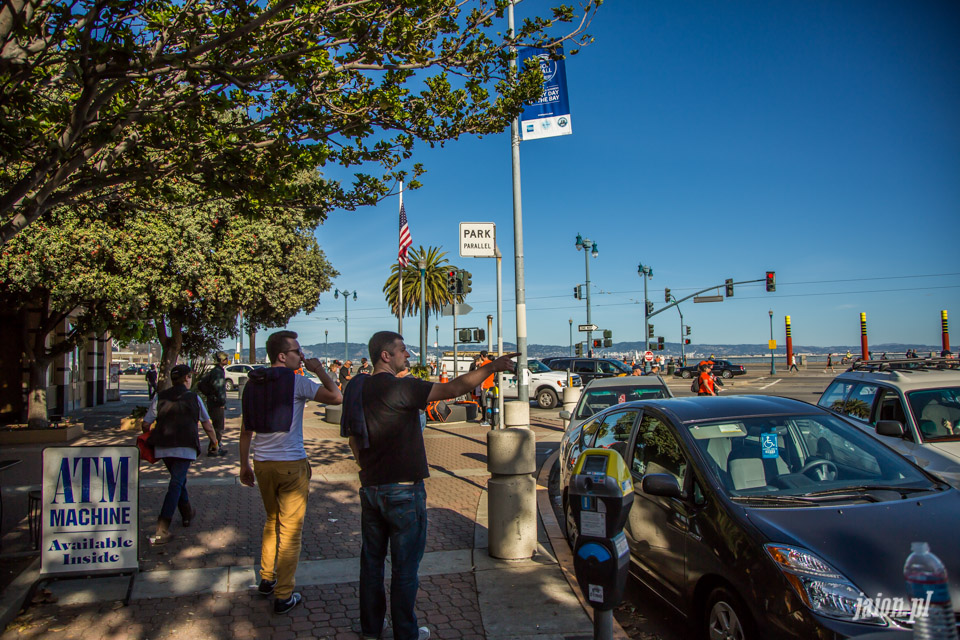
top-left (697, 362), bottom-right (718, 396)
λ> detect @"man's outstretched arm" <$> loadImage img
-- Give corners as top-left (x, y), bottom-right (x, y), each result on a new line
top-left (428, 353), bottom-right (519, 402)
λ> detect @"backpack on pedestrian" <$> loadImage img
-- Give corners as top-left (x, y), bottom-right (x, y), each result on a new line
top-left (690, 377), bottom-right (699, 393)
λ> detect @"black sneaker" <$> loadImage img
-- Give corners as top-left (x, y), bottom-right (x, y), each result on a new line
top-left (217, 446), bottom-right (228, 457)
top-left (274, 592), bottom-right (303, 615)
top-left (257, 579), bottom-right (277, 595)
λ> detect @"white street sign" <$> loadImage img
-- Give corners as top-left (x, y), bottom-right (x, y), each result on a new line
top-left (644, 351), bottom-right (655, 362)
top-left (578, 324), bottom-right (598, 332)
top-left (459, 222), bottom-right (496, 258)
top-left (441, 303), bottom-right (473, 317)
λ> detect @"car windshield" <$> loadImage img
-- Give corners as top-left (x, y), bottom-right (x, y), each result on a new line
top-left (574, 386), bottom-right (669, 419)
top-left (687, 413), bottom-right (935, 500)
top-left (527, 360), bottom-right (552, 374)
top-left (908, 387), bottom-right (960, 442)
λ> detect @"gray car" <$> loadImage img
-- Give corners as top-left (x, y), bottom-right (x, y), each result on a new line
top-left (818, 361), bottom-right (960, 487)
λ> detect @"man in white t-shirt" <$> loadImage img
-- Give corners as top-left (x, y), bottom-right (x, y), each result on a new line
top-left (239, 331), bottom-right (342, 615)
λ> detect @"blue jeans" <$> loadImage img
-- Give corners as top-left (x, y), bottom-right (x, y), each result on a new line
top-left (159, 458), bottom-right (192, 521)
top-left (359, 482), bottom-right (427, 640)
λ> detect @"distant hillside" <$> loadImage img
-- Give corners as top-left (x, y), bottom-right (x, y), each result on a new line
top-left (264, 340), bottom-right (943, 361)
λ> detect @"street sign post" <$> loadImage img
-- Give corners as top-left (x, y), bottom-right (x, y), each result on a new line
top-left (644, 351), bottom-right (655, 363)
top-left (578, 324), bottom-right (598, 332)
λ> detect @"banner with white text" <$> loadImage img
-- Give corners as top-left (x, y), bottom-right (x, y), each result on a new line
top-left (41, 446), bottom-right (139, 576)
top-left (518, 47), bottom-right (573, 141)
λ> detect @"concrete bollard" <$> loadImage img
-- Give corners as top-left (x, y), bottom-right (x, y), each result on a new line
top-left (503, 400), bottom-right (529, 428)
top-left (487, 427), bottom-right (537, 559)
top-left (561, 387), bottom-right (581, 429)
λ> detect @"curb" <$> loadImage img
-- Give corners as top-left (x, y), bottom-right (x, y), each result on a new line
top-left (536, 449), bottom-right (630, 640)
top-left (0, 556), bottom-right (39, 632)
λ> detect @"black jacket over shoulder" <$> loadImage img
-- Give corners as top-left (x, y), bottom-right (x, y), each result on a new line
top-left (148, 384), bottom-right (202, 454)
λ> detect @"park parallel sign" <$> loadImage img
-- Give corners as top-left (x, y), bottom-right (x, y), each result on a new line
top-left (459, 222), bottom-right (496, 258)
top-left (41, 446), bottom-right (139, 576)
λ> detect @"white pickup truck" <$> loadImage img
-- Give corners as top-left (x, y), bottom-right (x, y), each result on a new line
top-left (501, 359), bottom-right (582, 409)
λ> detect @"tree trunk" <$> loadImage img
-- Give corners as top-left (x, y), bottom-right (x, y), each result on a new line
top-left (248, 328), bottom-right (256, 363)
top-left (26, 357), bottom-right (51, 428)
top-left (155, 315), bottom-right (184, 391)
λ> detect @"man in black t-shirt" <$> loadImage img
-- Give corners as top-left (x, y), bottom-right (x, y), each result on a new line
top-left (339, 360), bottom-right (353, 388)
top-left (353, 331), bottom-right (517, 640)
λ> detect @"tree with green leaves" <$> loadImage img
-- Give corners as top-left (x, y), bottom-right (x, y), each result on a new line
top-left (383, 245), bottom-right (461, 321)
top-left (1, 0), bottom-right (600, 244)
top-left (0, 180), bottom-right (338, 423)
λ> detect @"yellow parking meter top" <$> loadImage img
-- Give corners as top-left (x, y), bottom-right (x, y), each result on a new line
top-left (572, 448), bottom-right (632, 488)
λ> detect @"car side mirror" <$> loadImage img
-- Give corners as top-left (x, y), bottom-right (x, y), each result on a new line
top-left (559, 410), bottom-right (571, 420)
top-left (876, 420), bottom-right (905, 438)
top-left (641, 473), bottom-right (682, 499)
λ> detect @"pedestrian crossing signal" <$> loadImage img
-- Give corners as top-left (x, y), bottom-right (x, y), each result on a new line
top-left (593, 339), bottom-right (602, 348)
top-left (684, 339), bottom-right (691, 345)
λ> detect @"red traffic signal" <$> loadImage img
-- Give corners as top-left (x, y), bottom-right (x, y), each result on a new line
top-left (765, 271), bottom-right (776, 292)
top-left (592, 339), bottom-right (602, 348)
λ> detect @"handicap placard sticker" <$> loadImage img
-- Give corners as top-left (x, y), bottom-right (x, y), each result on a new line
top-left (760, 433), bottom-right (778, 458)
top-left (588, 584), bottom-right (604, 603)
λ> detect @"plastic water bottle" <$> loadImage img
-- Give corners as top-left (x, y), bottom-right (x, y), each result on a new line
top-left (904, 542), bottom-right (958, 640)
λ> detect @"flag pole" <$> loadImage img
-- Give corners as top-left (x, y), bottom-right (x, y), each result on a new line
top-left (398, 181), bottom-right (403, 335)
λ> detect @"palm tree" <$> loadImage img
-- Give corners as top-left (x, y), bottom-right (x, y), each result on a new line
top-left (383, 246), bottom-right (462, 319)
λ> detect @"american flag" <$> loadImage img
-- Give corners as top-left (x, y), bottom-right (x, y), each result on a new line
top-left (398, 203), bottom-right (412, 267)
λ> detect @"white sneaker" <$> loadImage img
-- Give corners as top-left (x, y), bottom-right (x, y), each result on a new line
top-left (417, 628), bottom-right (430, 640)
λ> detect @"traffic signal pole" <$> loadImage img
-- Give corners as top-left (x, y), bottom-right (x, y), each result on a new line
top-left (648, 277), bottom-right (765, 321)
top-left (584, 244), bottom-right (593, 355)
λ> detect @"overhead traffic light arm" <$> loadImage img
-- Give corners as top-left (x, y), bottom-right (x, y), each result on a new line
top-left (647, 276), bottom-right (769, 319)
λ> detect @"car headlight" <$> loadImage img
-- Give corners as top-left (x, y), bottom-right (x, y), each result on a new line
top-left (765, 544), bottom-right (885, 625)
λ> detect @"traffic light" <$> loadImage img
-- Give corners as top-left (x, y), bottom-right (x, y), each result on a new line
top-left (458, 328), bottom-right (472, 342)
top-left (573, 285), bottom-right (580, 300)
top-left (446, 269), bottom-right (458, 294)
top-left (657, 336), bottom-right (665, 350)
top-left (646, 300), bottom-right (654, 314)
top-left (474, 328), bottom-right (485, 342)
top-left (725, 278), bottom-right (734, 297)
top-left (765, 271), bottom-right (776, 292)
top-left (686, 326), bottom-right (691, 336)
top-left (456, 270), bottom-right (472, 295)
top-left (575, 343), bottom-right (583, 356)
top-left (602, 329), bottom-right (612, 348)
top-left (648, 324), bottom-right (654, 339)
top-left (664, 288), bottom-right (671, 303)
top-left (593, 339), bottom-right (602, 348)
top-left (684, 338), bottom-right (691, 345)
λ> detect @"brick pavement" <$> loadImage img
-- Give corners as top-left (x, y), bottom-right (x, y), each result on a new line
top-left (1, 395), bottom-right (587, 640)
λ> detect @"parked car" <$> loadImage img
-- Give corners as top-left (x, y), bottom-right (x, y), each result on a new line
top-left (223, 363), bottom-right (266, 391)
top-left (557, 376), bottom-right (672, 490)
top-left (817, 359), bottom-right (960, 487)
top-left (559, 394), bottom-right (960, 640)
top-left (121, 364), bottom-right (148, 375)
top-left (674, 359), bottom-right (746, 379)
top-left (501, 358), bottom-right (581, 409)
top-left (544, 357), bottom-right (632, 384)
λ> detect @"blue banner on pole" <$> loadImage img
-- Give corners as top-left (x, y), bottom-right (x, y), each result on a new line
top-left (518, 47), bottom-right (572, 141)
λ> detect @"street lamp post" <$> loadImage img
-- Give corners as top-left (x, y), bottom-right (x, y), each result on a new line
top-left (435, 324), bottom-right (440, 367)
top-left (334, 288), bottom-right (357, 363)
top-left (324, 330), bottom-right (328, 364)
top-left (769, 309), bottom-right (776, 375)
top-left (569, 318), bottom-right (573, 356)
top-left (638, 262), bottom-right (653, 368)
top-left (575, 234), bottom-right (599, 355)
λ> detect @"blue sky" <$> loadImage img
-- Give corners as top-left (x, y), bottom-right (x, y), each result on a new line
top-left (264, 0), bottom-right (960, 352)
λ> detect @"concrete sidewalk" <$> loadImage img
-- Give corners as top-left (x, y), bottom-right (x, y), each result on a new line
top-left (1, 391), bottom-right (596, 639)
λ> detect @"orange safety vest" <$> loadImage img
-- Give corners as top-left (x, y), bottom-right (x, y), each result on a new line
top-left (698, 372), bottom-right (716, 395)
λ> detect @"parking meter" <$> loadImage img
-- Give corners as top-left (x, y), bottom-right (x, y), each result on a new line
top-left (569, 448), bottom-right (633, 620)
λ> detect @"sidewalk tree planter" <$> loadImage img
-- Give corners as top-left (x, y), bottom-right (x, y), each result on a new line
top-left (120, 406), bottom-right (148, 432)
top-left (0, 421), bottom-right (84, 445)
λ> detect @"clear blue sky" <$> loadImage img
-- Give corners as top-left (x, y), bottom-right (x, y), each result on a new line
top-left (263, 0), bottom-right (960, 353)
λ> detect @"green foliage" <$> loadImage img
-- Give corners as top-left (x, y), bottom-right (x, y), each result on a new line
top-left (130, 406), bottom-right (149, 420)
top-left (383, 245), bottom-right (459, 318)
top-left (0, 0), bottom-right (600, 244)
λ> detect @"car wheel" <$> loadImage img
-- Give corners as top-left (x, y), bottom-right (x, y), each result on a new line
top-left (681, 370), bottom-right (692, 379)
top-left (224, 379), bottom-right (235, 392)
top-left (537, 387), bottom-right (559, 410)
top-left (705, 586), bottom-right (752, 640)
top-left (722, 369), bottom-right (733, 379)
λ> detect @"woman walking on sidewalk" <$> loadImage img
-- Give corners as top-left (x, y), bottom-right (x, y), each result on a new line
top-left (142, 364), bottom-right (220, 545)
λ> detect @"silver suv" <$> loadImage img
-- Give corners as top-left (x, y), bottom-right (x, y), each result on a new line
top-left (817, 358), bottom-right (960, 487)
